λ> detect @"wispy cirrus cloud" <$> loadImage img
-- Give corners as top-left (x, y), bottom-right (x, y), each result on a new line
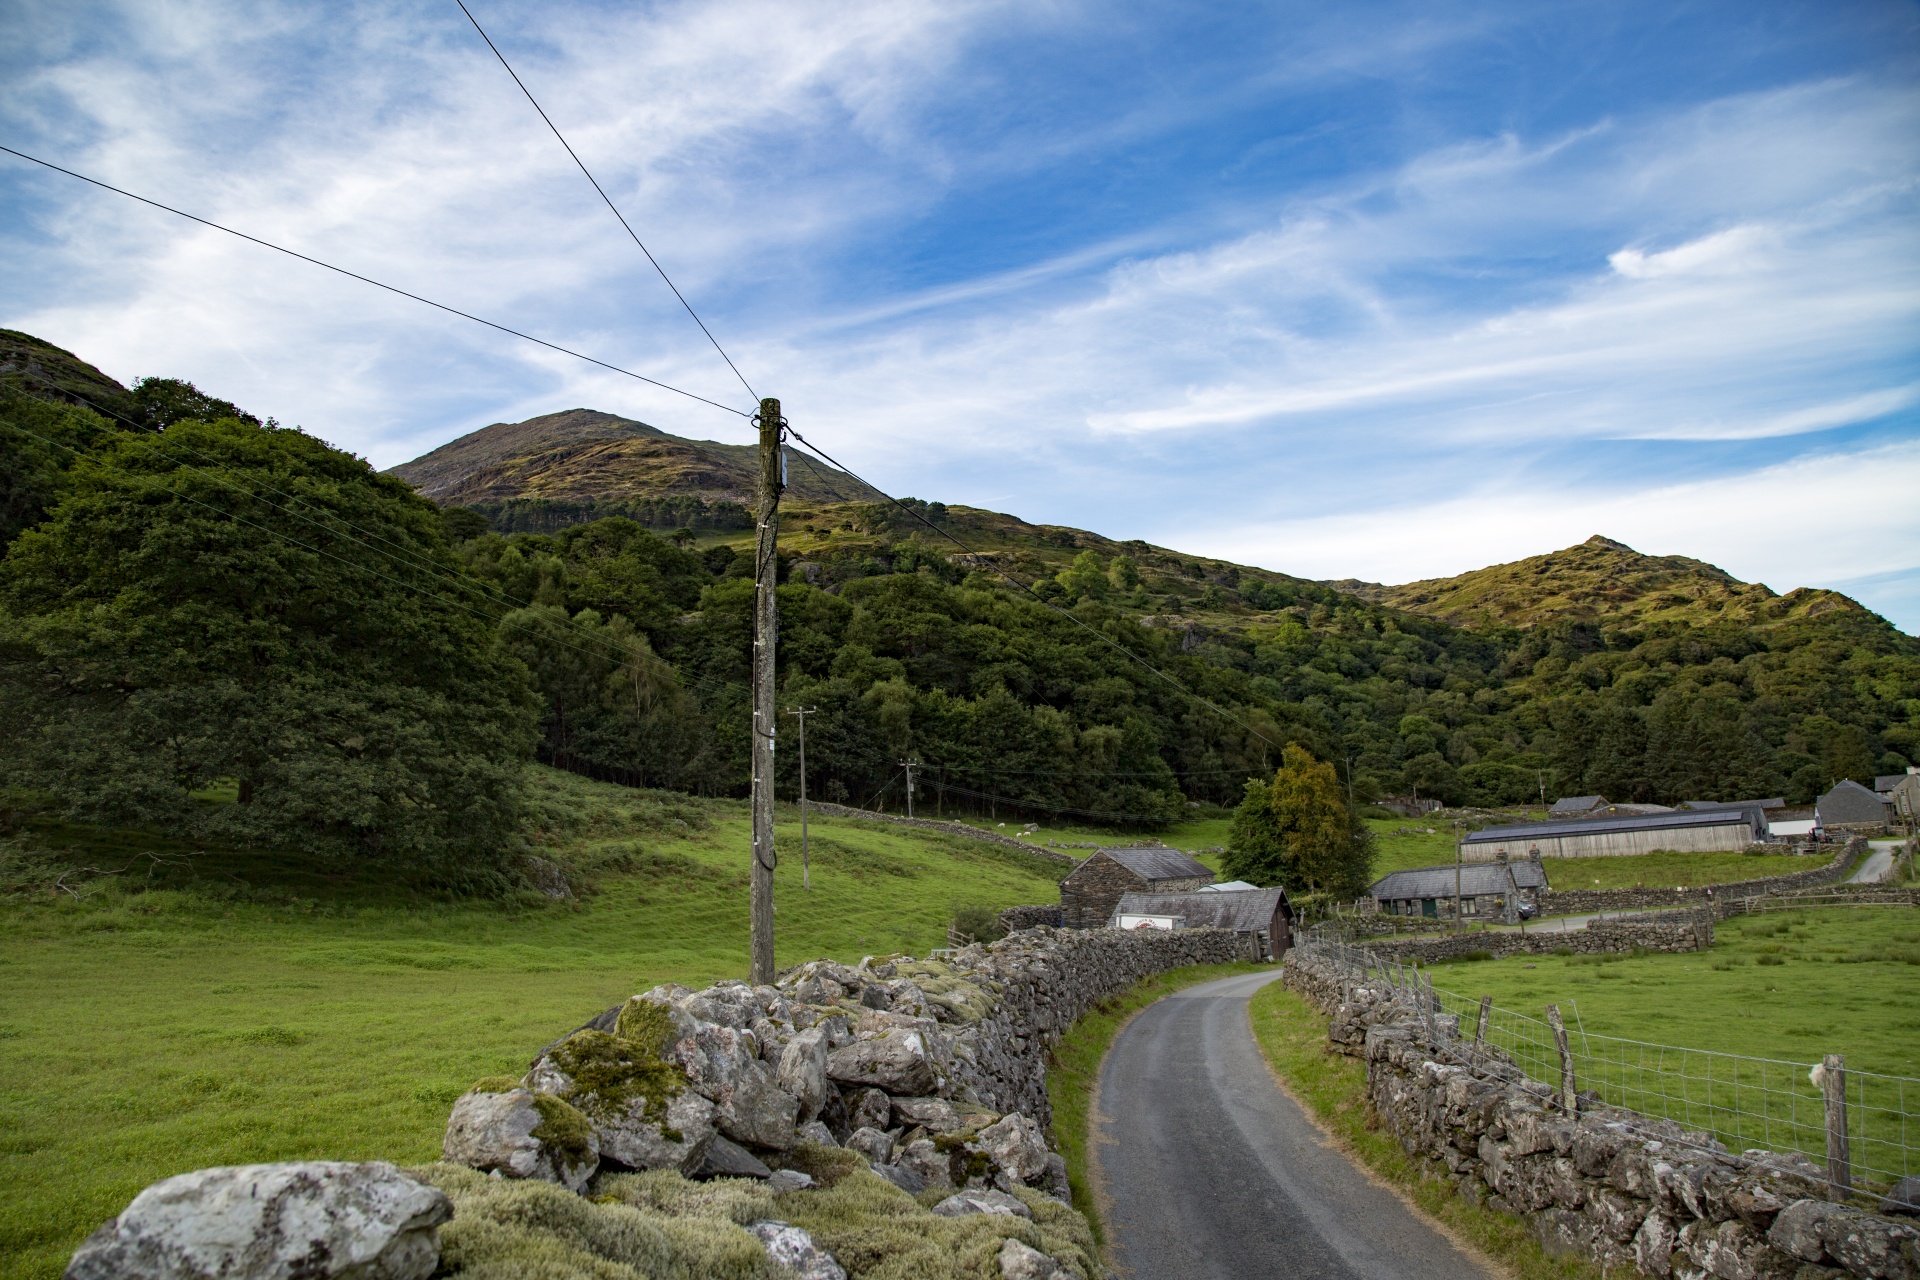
top-left (3, 1), bottom-right (1917, 627)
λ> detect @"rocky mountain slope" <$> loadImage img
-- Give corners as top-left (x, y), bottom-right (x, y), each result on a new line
top-left (388, 408), bottom-right (885, 509)
top-left (1328, 534), bottom-right (1869, 632)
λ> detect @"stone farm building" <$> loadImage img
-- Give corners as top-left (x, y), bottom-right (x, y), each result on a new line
top-left (1460, 807), bottom-right (1766, 860)
top-left (1059, 844), bottom-right (1213, 929)
top-left (1878, 768), bottom-right (1920, 828)
top-left (1369, 859), bottom-right (1548, 919)
top-left (1548, 794), bottom-right (1607, 818)
top-left (1816, 779), bottom-right (1892, 833)
top-left (1111, 886), bottom-right (1292, 959)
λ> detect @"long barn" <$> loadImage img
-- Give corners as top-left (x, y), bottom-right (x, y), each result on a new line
top-left (1460, 807), bottom-right (1766, 860)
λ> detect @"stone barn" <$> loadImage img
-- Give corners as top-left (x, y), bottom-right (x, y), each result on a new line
top-left (1370, 859), bottom-right (1548, 919)
top-left (1110, 886), bottom-right (1292, 959)
top-left (1816, 779), bottom-right (1891, 834)
top-left (1059, 844), bottom-right (1213, 929)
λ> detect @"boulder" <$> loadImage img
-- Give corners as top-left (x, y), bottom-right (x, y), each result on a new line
top-left (827, 1029), bottom-right (937, 1097)
top-left (671, 1023), bottom-right (801, 1149)
top-left (748, 1221), bottom-right (847, 1280)
top-left (778, 1027), bottom-right (831, 1122)
top-left (890, 1096), bottom-right (964, 1134)
top-left (870, 1163), bottom-right (926, 1195)
top-left (897, 1139), bottom-right (956, 1192)
top-left (845, 1088), bottom-right (892, 1134)
top-left (597, 1092), bottom-right (717, 1177)
top-left (1770, 1200), bottom-right (1858, 1264)
top-left (845, 1127), bottom-right (894, 1166)
top-left (64, 1161), bottom-right (450, 1280)
top-left (796, 1120), bottom-right (839, 1148)
top-left (998, 1237), bottom-right (1066, 1280)
top-left (931, 1189), bottom-right (1033, 1220)
top-left (1885, 1177), bottom-right (1920, 1218)
top-left (443, 1089), bottom-right (598, 1191)
top-left (766, 1170), bottom-right (816, 1193)
top-left (978, 1113), bottom-right (1049, 1184)
top-left (1040, 1153), bottom-right (1071, 1203)
top-left (695, 1135), bottom-right (773, 1181)
top-left (524, 1025), bottom-right (711, 1176)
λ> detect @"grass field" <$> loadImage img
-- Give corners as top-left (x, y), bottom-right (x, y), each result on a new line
top-left (1418, 907), bottom-right (1920, 1192)
top-left (0, 768), bottom-right (1069, 1280)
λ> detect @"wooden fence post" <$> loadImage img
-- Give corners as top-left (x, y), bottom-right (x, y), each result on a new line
top-left (1475, 994), bottom-right (1492, 1045)
top-left (1821, 1053), bottom-right (1850, 1198)
top-left (1547, 1004), bottom-right (1577, 1114)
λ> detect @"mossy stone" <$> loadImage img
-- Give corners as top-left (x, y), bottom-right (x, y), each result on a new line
top-left (528, 1093), bottom-right (596, 1169)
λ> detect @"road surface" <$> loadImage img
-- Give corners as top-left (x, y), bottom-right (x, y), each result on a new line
top-left (1848, 839), bottom-right (1903, 885)
top-left (1093, 969), bottom-right (1492, 1280)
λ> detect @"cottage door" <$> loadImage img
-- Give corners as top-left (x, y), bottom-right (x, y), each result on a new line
top-left (1421, 898), bottom-right (1437, 918)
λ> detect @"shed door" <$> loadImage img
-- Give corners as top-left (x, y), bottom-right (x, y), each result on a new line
top-left (1421, 898), bottom-right (1437, 918)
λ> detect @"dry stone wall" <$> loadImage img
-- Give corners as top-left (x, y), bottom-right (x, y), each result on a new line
top-left (1356, 913), bottom-right (1713, 964)
top-left (1284, 948), bottom-right (1919, 1279)
top-left (804, 802), bottom-right (1079, 866)
top-left (1536, 838), bottom-right (1865, 917)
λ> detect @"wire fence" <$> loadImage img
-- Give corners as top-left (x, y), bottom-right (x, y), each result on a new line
top-left (1296, 936), bottom-right (1918, 1198)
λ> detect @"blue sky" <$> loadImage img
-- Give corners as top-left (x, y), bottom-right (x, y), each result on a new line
top-left (5, 0), bottom-right (1918, 629)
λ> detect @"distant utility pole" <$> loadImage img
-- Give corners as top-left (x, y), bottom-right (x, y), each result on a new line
top-left (786, 706), bottom-right (817, 890)
top-left (1538, 770), bottom-right (1547, 811)
top-left (1343, 752), bottom-right (1357, 816)
top-left (900, 760), bottom-right (920, 820)
top-left (749, 398), bottom-right (783, 986)
top-left (1454, 820), bottom-right (1464, 933)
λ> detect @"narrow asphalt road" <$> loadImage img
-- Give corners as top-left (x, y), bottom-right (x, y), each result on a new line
top-left (1093, 969), bottom-right (1492, 1280)
top-left (1849, 839), bottom-right (1902, 885)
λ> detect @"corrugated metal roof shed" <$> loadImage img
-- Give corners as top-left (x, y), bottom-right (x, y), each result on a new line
top-left (1112, 887), bottom-right (1288, 931)
top-left (1462, 808), bottom-right (1761, 845)
top-left (1370, 861), bottom-right (1547, 901)
top-left (1099, 844), bottom-right (1214, 881)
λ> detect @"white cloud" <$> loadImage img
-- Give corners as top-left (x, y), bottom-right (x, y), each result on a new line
top-left (1608, 225), bottom-right (1776, 279)
top-left (1165, 443), bottom-right (1920, 612)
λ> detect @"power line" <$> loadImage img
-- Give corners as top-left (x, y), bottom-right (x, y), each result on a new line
top-left (780, 427), bottom-right (1281, 752)
top-left (0, 144), bottom-right (750, 419)
top-left (454, 0), bottom-right (758, 404)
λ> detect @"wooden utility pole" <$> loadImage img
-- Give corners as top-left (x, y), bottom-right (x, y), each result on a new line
top-left (900, 760), bottom-right (919, 819)
top-left (1454, 820), bottom-right (1464, 932)
top-left (749, 397), bottom-right (783, 986)
top-left (786, 705), bottom-right (816, 890)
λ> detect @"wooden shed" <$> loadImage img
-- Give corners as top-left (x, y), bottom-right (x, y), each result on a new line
top-left (1059, 844), bottom-right (1213, 929)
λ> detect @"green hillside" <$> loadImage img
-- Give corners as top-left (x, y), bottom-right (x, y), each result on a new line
top-left (1338, 534), bottom-right (1868, 632)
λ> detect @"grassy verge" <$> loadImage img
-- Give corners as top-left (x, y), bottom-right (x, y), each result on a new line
top-left (1248, 981), bottom-right (1603, 1280)
top-left (1041, 960), bottom-right (1266, 1243)
top-left (0, 768), bottom-right (1066, 1280)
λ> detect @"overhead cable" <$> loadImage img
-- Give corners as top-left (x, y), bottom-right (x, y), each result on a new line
top-left (454, 0), bottom-right (759, 403)
top-left (0, 144), bottom-right (749, 419)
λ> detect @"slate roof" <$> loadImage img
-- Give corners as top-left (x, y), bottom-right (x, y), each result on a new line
top-left (1817, 779), bottom-right (1891, 826)
top-left (1112, 887), bottom-right (1288, 931)
top-left (1876, 774), bottom-right (1917, 794)
top-left (1682, 798), bottom-right (1785, 811)
top-left (1094, 844), bottom-right (1214, 882)
top-left (1370, 861), bottom-right (1548, 901)
top-left (1549, 795), bottom-right (1607, 816)
top-left (1198, 880), bottom-right (1260, 893)
top-left (1462, 808), bottom-right (1761, 846)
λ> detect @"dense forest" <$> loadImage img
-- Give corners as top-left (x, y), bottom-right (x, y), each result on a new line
top-left (3, 335), bottom-right (1917, 882)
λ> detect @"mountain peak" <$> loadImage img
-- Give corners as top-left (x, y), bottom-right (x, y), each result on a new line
top-left (1584, 534), bottom-right (1636, 552)
top-left (388, 408), bottom-right (882, 509)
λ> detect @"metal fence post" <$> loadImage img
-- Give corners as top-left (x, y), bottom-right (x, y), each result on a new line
top-left (1821, 1053), bottom-right (1851, 1197)
top-left (1547, 1004), bottom-right (1577, 1114)
top-left (1475, 995), bottom-right (1491, 1046)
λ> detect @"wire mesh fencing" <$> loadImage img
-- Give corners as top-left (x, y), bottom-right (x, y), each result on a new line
top-left (1295, 936), bottom-right (1918, 1198)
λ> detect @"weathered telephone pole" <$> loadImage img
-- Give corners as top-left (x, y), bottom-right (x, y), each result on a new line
top-left (749, 398), bottom-right (783, 986)
top-left (786, 705), bottom-right (817, 889)
top-left (900, 760), bottom-right (919, 819)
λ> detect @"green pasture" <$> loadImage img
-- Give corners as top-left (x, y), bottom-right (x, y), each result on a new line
top-left (0, 769), bottom-right (1067, 1280)
top-left (1418, 907), bottom-right (1920, 1194)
